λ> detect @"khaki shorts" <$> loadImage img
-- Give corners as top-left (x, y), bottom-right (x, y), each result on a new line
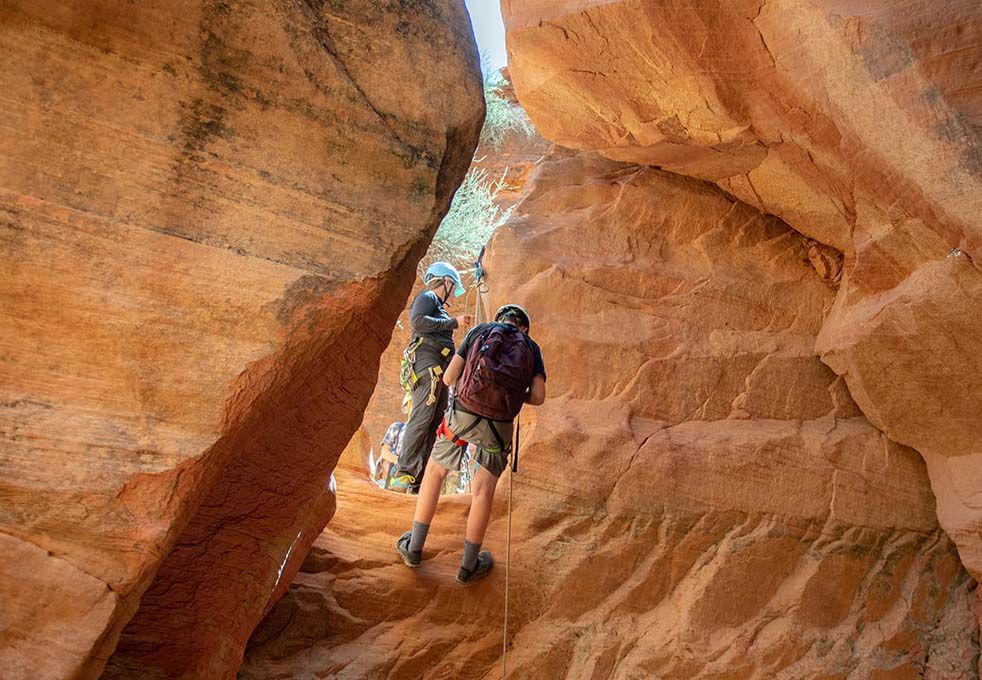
top-left (431, 406), bottom-right (514, 478)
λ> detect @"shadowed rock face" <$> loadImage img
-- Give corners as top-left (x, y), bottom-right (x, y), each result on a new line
top-left (0, 1), bottom-right (483, 678)
top-left (502, 0), bottom-right (982, 580)
top-left (241, 152), bottom-right (977, 679)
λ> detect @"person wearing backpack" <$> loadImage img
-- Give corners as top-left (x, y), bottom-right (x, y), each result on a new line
top-left (389, 262), bottom-right (471, 493)
top-left (396, 304), bottom-right (546, 584)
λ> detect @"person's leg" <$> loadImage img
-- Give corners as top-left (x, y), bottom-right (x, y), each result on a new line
top-left (456, 460), bottom-right (501, 582)
top-left (398, 426), bottom-right (463, 564)
top-left (393, 368), bottom-right (437, 484)
top-left (465, 463), bottom-right (500, 545)
top-left (414, 456), bottom-right (449, 527)
top-left (456, 418), bottom-right (512, 580)
top-left (419, 380), bottom-right (448, 474)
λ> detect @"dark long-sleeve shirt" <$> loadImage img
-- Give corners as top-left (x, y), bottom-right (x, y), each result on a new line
top-left (409, 290), bottom-right (458, 367)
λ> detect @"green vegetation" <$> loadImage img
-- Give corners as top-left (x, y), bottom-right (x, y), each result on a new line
top-left (431, 65), bottom-right (535, 262)
top-left (479, 67), bottom-right (534, 151)
top-left (431, 167), bottom-right (512, 262)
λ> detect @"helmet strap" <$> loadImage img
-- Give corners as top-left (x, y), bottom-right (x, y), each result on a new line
top-left (440, 278), bottom-right (452, 305)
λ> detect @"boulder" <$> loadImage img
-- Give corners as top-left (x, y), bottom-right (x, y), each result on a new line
top-left (0, 1), bottom-right (483, 678)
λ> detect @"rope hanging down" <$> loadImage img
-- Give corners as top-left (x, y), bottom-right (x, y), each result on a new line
top-left (464, 249), bottom-right (514, 679)
top-left (464, 271), bottom-right (488, 329)
top-left (502, 417), bottom-right (518, 679)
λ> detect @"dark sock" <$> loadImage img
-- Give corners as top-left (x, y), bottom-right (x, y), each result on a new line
top-left (462, 540), bottom-right (481, 571)
top-left (409, 521), bottom-right (429, 553)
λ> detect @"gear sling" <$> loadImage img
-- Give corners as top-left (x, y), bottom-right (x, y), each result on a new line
top-left (400, 336), bottom-right (452, 414)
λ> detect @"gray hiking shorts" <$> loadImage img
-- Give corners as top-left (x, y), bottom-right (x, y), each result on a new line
top-left (431, 406), bottom-right (514, 478)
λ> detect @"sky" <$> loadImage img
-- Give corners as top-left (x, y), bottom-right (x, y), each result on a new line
top-left (464, 0), bottom-right (508, 71)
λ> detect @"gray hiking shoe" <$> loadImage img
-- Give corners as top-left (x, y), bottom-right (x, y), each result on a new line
top-left (396, 530), bottom-right (422, 568)
top-left (456, 550), bottom-right (493, 585)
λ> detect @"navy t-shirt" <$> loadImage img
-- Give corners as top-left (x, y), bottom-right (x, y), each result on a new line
top-left (456, 322), bottom-right (546, 380)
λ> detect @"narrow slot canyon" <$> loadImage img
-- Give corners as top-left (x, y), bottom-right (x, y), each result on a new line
top-left (2, 2), bottom-right (981, 680)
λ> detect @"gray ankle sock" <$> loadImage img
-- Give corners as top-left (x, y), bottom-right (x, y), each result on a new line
top-left (409, 521), bottom-right (429, 553)
top-left (462, 540), bottom-right (481, 570)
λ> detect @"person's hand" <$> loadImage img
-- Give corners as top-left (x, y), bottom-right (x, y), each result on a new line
top-left (455, 314), bottom-right (472, 327)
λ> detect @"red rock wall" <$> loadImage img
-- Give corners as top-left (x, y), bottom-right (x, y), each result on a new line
top-left (502, 0), bottom-right (982, 581)
top-left (0, 2), bottom-right (483, 679)
top-left (241, 151), bottom-right (977, 679)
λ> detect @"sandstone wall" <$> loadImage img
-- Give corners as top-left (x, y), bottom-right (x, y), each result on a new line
top-left (242, 152), bottom-right (976, 679)
top-left (502, 0), bottom-right (982, 581)
top-left (0, 2), bottom-right (483, 678)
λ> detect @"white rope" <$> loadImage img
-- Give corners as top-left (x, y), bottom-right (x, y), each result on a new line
top-left (502, 414), bottom-right (519, 679)
top-left (503, 458), bottom-right (512, 679)
top-left (468, 268), bottom-right (510, 678)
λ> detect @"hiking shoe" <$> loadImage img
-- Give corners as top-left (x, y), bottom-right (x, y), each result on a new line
top-left (396, 530), bottom-right (422, 567)
top-left (456, 550), bottom-right (493, 584)
top-left (388, 473), bottom-right (416, 493)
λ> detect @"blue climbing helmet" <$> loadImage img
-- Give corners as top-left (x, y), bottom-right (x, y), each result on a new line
top-left (423, 262), bottom-right (465, 298)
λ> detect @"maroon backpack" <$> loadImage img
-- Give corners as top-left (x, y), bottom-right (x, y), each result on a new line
top-left (457, 323), bottom-right (534, 422)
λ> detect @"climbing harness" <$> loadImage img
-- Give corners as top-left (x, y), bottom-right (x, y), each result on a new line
top-left (502, 416), bottom-right (519, 679)
top-left (436, 408), bottom-right (507, 454)
top-left (400, 337), bottom-right (452, 414)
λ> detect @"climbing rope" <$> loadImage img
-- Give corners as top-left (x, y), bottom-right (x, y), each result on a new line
top-left (474, 282), bottom-right (483, 327)
top-left (465, 275), bottom-right (488, 330)
top-left (502, 417), bottom-right (519, 679)
top-left (464, 258), bottom-right (515, 679)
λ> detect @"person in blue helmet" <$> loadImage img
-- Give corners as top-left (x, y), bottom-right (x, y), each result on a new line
top-left (390, 262), bottom-right (470, 493)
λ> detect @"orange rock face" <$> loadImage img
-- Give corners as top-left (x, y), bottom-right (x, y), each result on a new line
top-left (242, 152), bottom-right (976, 678)
top-left (503, 0), bottom-right (981, 252)
top-left (0, 2), bottom-right (482, 679)
top-left (502, 0), bottom-right (982, 580)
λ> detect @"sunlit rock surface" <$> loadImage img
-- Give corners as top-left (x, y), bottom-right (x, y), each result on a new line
top-left (502, 0), bottom-right (982, 581)
top-left (242, 152), bottom-right (976, 679)
top-left (0, 2), bottom-right (483, 678)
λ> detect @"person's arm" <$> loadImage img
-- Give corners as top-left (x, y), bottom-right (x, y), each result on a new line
top-left (443, 354), bottom-right (465, 386)
top-left (526, 375), bottom-right (546, 405)
top-left (410, 292), bottom-right (458, 333)
top-left (526, 341), bottom-right (547, 405)
top-left (444, 326), bottom-right (478, 386)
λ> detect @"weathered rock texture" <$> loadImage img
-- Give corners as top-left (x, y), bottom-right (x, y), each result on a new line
top-left (502, 0), bottom-right (982, 580)
top-left (242, 152), bottom-right (977, 679)
top-left (0, 2), bottom-right (482, 679)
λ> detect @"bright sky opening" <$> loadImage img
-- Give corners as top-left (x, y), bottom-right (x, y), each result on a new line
top-left (464, 0), bottom-right (508, 71)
